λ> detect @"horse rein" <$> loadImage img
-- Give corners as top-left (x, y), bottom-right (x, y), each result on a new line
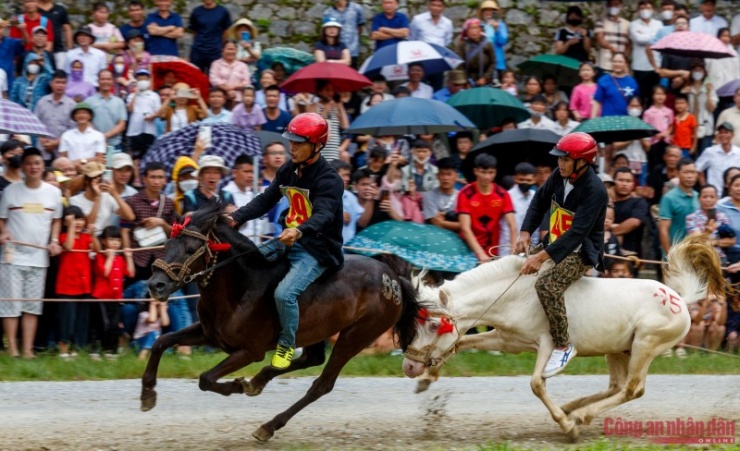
top-left (152, 219), bottom-right (279, 287)
top-left (404, 274), bottom-right (523, 368)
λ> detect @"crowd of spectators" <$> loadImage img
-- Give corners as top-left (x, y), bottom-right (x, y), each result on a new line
top-left (1, 0), bottom-right (739, 358)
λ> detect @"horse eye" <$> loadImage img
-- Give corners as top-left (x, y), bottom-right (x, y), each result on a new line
top-left (429, 322), bottom-right (439, 332)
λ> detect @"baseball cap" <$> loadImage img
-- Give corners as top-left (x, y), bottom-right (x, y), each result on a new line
top-left (82, 161), bottom-right (105, 178)
top-left (717, 122), bottom-right (735, 132)
top-left (111, 152), bottom-right (134, 169)
top-left (32, 26), bottom-right (48, 35)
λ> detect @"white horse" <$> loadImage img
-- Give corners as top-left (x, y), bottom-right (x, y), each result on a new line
top-left (401, 235), bottom-right (727, 441)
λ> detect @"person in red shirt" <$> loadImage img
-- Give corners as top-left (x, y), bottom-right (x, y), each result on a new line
top-left (56, 205), bottom-right (98, 358)
top-left (456, 153), bottom-right (517, 262)
top-left (91, 225), bottom-right (134, 358)
top-left (672, 94), bottom-right (698, 157)
top-left (9, 0), bottom-right (54, 51)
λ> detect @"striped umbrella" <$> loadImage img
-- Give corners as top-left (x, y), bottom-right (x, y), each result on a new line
top-left (0, 99), bottom-right (53, 136)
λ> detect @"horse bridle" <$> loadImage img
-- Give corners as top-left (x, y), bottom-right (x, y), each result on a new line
top-left (403, 309), bottom-right (460, 368)
top-left (152, 221), bottom-right (224, 287)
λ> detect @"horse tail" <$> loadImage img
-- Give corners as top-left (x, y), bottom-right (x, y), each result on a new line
top-left (664, 234), bottom-right (731, 305)
top-left (394, 275), bottom-right (423, 352)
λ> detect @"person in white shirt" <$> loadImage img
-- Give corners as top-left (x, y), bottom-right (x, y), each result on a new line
top-left (518, 96), bottom-right (556, 131)
top-left (630, 0), bottom-right (662, 103)
top-left (64, 27), bottom-right (107, 87)
top-left (0, 68), bottom-right (7, 98)
top-left (70, 161), bottom-right (135, 235)
top-left (409, 0), bottom-right (453, 47)
top-left (401, 63), bottom-right (433, 99)
top-left (222, 155), bottom-right (269, 241)
top-left (551, 101), bottom-right (580, 136)
top-left (499, 162), bottom-right (539, 256)
top-left (689, 0), bottom-right (727, 37)
top-left (696, 122), bottom-right (740, 189)
top-left (58, 102), bottom-right (106, 168)
top-left (0, 147), bottom-right (63, 359)
top-left (126, 69), bottom-right (161, 184)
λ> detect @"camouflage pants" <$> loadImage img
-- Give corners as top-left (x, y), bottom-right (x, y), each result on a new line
top-left (534, 253), bottom-right (589, 348)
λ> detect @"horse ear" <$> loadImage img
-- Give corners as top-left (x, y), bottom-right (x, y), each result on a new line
top-left (412, 268), bottom-right (429, 291)
top-left (439, 289), bottom-right (450, 307)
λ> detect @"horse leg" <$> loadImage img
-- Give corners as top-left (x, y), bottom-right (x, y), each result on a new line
top-left (198, 349), bottom-right (257, 396)
top-left (238, 342), bottom-right (326, 397)
top-left (566, 336), bottom-right (660, 429)
top-left (141, 322), bottom-right (209, 412)
top-left (529, 341), bottom-right (580, 441)
top-left (560, 353), bottom-right (629, 415)
top-left (252, 322), bottom-right (383, 442)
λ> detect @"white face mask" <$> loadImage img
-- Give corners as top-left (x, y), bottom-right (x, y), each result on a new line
top-left (413, 155), bottom-right (431, 165)
top-left (628, 108), bottom-right (642, 117)
top-left (691, 71), bottom-right (705, 81)
top-left (661, 10), bottom-right (673, 21)
top-left (27, 64), bottom-right (40, 75)
top-left (608, 7), bottom-right (621, 16)
top-left (639, 9), bottom-right (653, 20)
top-left (114, 64), bottom-right (125, 73)
top-left (178, 179), bottom-right (199, 192)
top-left (137, 80), bottom-right (151, 91)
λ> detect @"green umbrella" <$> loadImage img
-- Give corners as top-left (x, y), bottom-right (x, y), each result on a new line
top-left (517, 54), bottom-right (581, 87)
top-left (257, 47), bottom-right (315, 77)
top-left (446, 87), bottom-right (530, 131)
top-left (346, 221), bottom-right (477, 273)
top-left (574, 116), bottom-right (657, 144)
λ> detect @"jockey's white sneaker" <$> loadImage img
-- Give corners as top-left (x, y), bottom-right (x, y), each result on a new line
top-left (542, 344), bottom-right (577, 378)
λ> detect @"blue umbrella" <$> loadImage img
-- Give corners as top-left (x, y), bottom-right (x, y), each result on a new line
top-left (717, 79), bottom-right (740, 97)
top-left (346, 97), bottom-right (475, 135)
top-left (359, 41), bottom-right (463, 80)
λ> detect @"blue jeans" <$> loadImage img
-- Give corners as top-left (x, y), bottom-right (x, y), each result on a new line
top-left (261, 241), bottom-right (327, 348)
top-left (136, 330), bottom-right (161, 350)
top-left (167, 296), bottom-right (192, 333)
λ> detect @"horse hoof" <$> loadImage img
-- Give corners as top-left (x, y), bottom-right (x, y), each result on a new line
top-left (564, 423), bottom-right (580, 443)
top-left (140, 390), bottom-right (157, 412)
top-left (415, 379), bottom-right (431, 394)
top-left (252, 426), bottom-right (273, 442)
top-left (236, 377), bottom-right (264, 397)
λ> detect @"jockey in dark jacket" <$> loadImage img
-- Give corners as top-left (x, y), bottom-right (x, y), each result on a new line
top-left (230, 113), bottom-right (345, 369)
top-left (516, 132), bottom-right (608, 378)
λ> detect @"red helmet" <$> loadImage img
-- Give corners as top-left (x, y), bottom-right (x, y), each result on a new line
top-left (550, 132), bottom-right (598, 164)
top-left (282, 113), bottom-right (329, 147)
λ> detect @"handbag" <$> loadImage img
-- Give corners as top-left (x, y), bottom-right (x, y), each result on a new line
top-left (133, 195), bottom-right (167, 247)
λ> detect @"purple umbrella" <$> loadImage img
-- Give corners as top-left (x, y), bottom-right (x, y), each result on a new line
top-left (717, 79), bottom-right (740, 97)
top-left (0, 99), bottom-right (53, 136)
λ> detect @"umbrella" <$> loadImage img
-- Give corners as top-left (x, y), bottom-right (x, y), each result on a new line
top-left (253, 130), bottom-right (289, 153)
top-left (359, 41), bottom-right (463, 79)
top-left (257, 47), bottom-right (315, 76)
top-left (651, 31), bottom-right (734, 59)
top-left (151, 55), bottom-right (210, 99)
top-left (517, 54), bottom-right (581, 87)
top-left (141, 122), bottom-right (261, 175)
top-left (346, 221), bottom-right (477, 273)
top-left (0, 99), bottom-right (52, 137)
top-left (717, 79), bottom-right (740, 97)
top-left (574, 116), bottom-right (657, 144)
top-left (462, 128), bottom-right (561, 183)
top-left (446, 87), bottom-right (530, 131)
top-left (346, 97), bottom-right (475, 135)
top-left (280, 62), bottom-right (372, 94)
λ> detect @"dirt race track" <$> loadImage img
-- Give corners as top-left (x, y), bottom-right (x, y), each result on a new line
top-left (1, 375), bottom-right (738, 450)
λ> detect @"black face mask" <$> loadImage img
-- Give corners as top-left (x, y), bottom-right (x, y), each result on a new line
top-left (567, 18), bottom-right (583, 26)
top-left (7, 154), bottom-right (22, 169)
top-left (518, 182), bottom-right (533, 193)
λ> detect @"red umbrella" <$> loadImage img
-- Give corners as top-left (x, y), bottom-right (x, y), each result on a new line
top-left (651, 31), bottom-right (734, 59)
top-left (151, 55), bottom-right (210, 98)
top-left (280, 62), bottom-right (372, 94)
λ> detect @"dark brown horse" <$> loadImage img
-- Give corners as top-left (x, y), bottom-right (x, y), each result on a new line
top-left (144, 202), bottom-right (421, 442)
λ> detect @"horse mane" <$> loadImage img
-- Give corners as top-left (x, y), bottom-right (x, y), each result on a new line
top-left (443, 255), bottom-right (523, 297)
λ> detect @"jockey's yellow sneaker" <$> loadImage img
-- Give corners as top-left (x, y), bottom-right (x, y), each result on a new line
top-left (271, 345), bottom-right (295, 369)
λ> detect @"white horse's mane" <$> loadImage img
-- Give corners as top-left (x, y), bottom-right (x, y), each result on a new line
top-left (443, 255), bottom-right (525, 296)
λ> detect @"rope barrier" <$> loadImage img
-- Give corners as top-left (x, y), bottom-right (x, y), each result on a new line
top-left (9, 240), bottom-right (164, 253)
top-left (0, 294), bottom-right (200, 303)
top-left (680, 344), bottom-right (740, 359)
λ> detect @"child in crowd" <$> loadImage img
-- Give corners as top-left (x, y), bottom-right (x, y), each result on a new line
top-left (605, 258), bottom-right (634, 279)
top-left (91, 226), bottom-right (135, 359)
top-left (330, 160), bottom-right (364, 244)
top-left (56, 206), bottom-right (98, 358)
top-left (499, 70), bottom-right (518, 96)
top-left (672, 94), bottom-right (698, 157)
top-left (642, 85), bottom-right (673, 168)
top-left (569, 62), bottom-right (597, 121)
top-left (603, 204), bottom-right (621, 258)
top-left (134, 299), bottom-right (169, 360)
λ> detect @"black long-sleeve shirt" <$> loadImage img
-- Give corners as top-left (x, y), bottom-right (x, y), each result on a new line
top-left (521, 168), bottom-right (608, 269)
top-left (231, 156), bottom-right (345, 268)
